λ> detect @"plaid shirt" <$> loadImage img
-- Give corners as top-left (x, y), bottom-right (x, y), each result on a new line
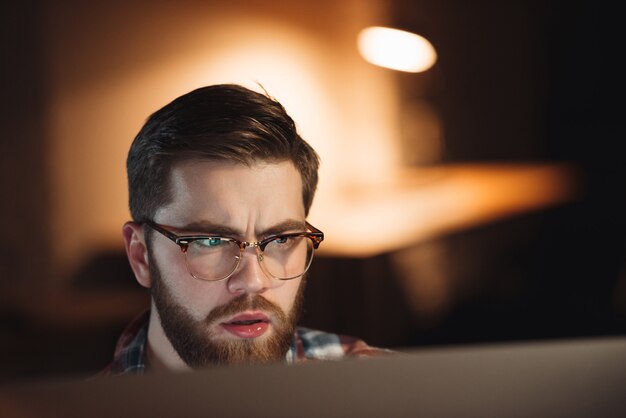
top-left (101, 311), bottom-right (390, 375)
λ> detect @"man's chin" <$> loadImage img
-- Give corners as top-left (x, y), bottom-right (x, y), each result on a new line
top-left (157, 312), bottom-right (293, 368)
top-left (192, 334), bottom-right (289, 367)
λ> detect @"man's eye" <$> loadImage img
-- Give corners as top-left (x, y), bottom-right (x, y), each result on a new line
top-left (197, 237), bottom-right (224, 247)
top-left (274, 236), bottom-right (290, 245)
top-left (274, 237), bottom-right (293, 245)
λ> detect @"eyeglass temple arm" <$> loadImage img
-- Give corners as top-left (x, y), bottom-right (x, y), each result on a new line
top-left (145, 220), bottom-right (181, 243)
top-left (305, 222), bottom-right (324, 248)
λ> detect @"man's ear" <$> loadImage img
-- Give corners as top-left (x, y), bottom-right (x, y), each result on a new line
top-left (122, 221), bottom-right (152, 288)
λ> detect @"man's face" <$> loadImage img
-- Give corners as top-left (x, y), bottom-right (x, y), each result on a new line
top-left (146, 160), bottom-right (307, 368)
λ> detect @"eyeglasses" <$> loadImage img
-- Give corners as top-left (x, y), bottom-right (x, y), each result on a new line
top-left (145, 220), bottom-right (324, 281)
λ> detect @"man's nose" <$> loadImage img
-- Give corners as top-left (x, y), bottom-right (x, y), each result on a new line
top-left (226, 248), bottom-right (273, 295)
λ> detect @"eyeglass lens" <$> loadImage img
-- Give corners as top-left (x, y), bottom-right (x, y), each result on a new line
top-left (184, 235), bottom-right (314, 281)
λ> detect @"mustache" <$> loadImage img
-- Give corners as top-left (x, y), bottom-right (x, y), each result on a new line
top-left (204, 294), bottom-right (287, 325)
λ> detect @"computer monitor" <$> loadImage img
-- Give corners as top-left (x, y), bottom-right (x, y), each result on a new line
top-left (1, 335), bottom-right (625, 417)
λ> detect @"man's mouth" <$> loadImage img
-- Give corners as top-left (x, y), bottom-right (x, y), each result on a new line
top-left (220, 312), bottom-right (271, 339)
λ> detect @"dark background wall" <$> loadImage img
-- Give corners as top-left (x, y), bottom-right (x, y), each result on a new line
top-left (1, 0), bottom-right (624, 382)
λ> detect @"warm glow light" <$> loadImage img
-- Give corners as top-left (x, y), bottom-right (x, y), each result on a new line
top-left (357, 26), bottom-right (437, 73)
top-left (312, 163), bottom-right (579, 257)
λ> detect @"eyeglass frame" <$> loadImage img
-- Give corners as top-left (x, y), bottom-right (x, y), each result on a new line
top-left (144, 220), bottom-right (324, 281)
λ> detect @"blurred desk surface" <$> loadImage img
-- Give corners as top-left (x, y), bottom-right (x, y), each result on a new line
top-left (1, 335), bottom-right (624, 418)
top-left (310, 162), bottom-right (580, 257)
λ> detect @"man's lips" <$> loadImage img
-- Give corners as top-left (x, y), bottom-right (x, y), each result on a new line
top-left (220, 312), bottom-right (270, 339)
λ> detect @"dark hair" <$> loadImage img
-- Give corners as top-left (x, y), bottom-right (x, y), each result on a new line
top-left (127, 84), bottom-right (320, 222)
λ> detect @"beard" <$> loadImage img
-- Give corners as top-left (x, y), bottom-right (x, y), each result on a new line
top-left (149, 260), bottom-right (305, 369)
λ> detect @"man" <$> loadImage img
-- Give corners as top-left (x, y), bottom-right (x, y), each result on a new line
top-left (103, 84), bottom-right (387, 375)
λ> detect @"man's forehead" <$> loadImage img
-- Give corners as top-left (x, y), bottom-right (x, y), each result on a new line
top-left (156, 158), bottom-right (305, 234)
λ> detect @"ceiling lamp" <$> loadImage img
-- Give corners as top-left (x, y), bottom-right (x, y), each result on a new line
top-left (357, 26), bottom-right (437, 73)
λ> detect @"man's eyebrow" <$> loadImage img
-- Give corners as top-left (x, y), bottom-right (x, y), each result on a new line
top-left (177, 219), bottom-right (306, 238)
top-left (260, 219), bottom-right (306, 237)
top-left (178, 221), bottom-right (241, 237)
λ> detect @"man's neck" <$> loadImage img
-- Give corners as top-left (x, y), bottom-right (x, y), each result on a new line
top-left (145, 340), bottom-right (182, 372)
